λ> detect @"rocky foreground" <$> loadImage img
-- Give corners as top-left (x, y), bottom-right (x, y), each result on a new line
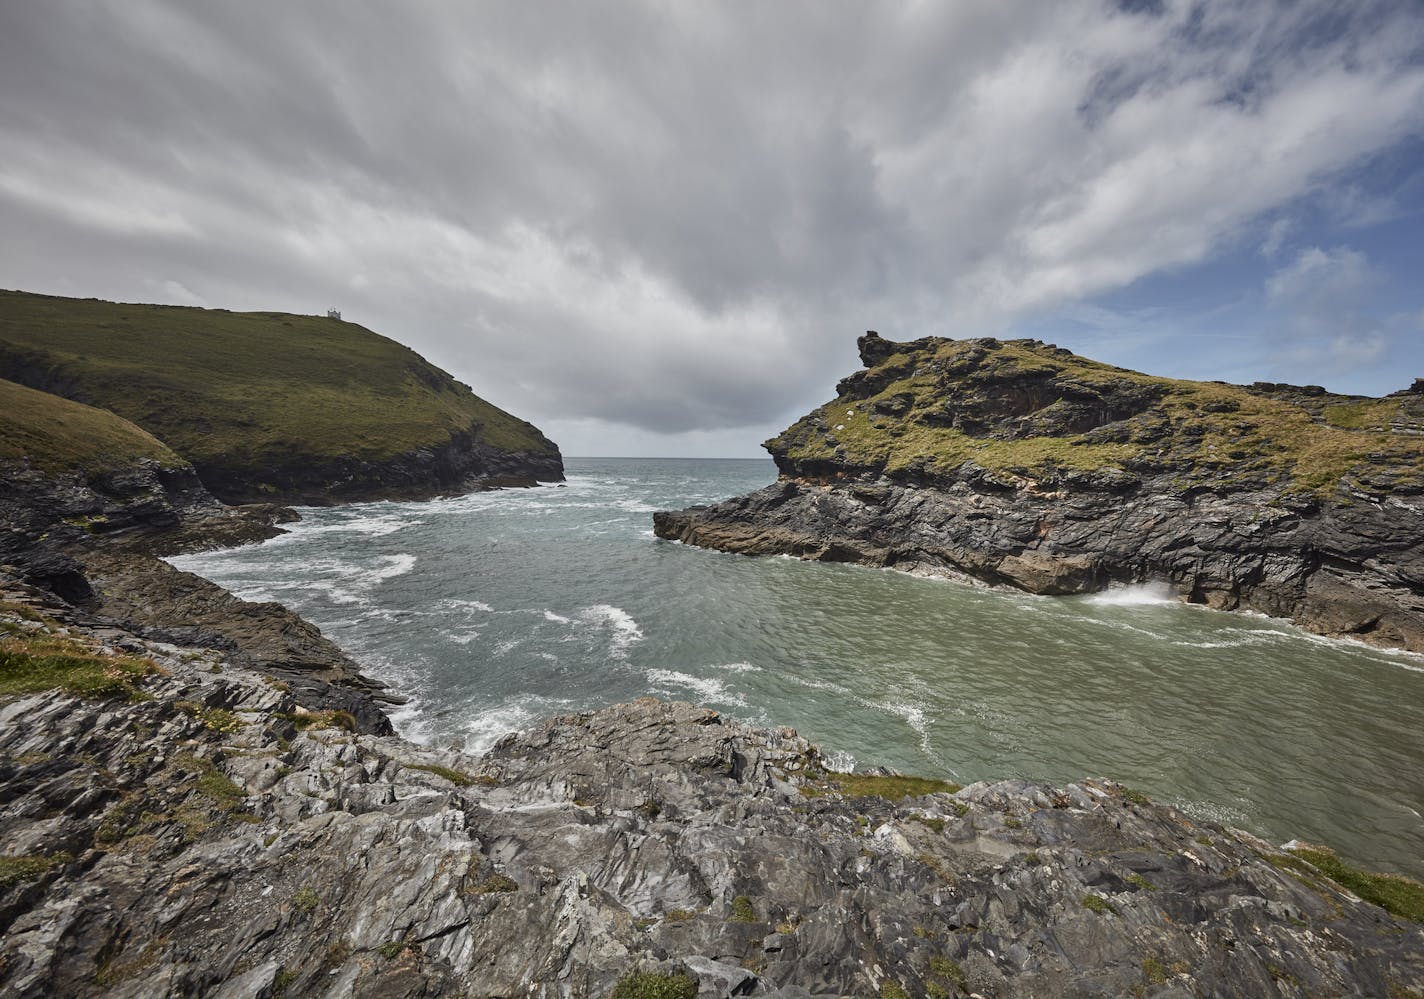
top-left (656, 332), bottom-right (1424, 651)
top-left (3, 581), bottom-right (1423, 997)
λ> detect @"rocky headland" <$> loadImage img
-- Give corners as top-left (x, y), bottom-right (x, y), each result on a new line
top-left (655, 332), bottom-right (1424, 652)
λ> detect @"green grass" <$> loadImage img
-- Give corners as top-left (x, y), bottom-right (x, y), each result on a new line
top-left (1081, 894), bottom-right (1117, 915)
top-left (928, 956), bottom-right (967, 989)
top-left (1142, 956), bottom-right (1168, 985)
top-left (609, 972), bottom-right (699, 999)
top-left (0, 377), bottom-right (184, 477)
top-left (1287, 845), bottom-right (1424, 922)
top-left (472, 873), bottom-right (518, 894)
top-left (768, 336), bottom-right (1424, 497)
top-left (728, 894), bottom-right (757, 922)
top-left (0, 290), bottom-right (558, 499)
top-left (292, 886), bottom-right (320, 915)
top-left (0, 852), bottom-right (70, 888)
top-left (0, 628), bottom-right (160, 701)
top-left (801, 772), bottom-right (961, 800)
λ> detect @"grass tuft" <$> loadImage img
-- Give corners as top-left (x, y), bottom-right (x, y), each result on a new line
top-left (1287, 845), bottom-right (1424, 922)
top-left (801, 772), bottom-right (960, 801)
top-left (609, 972), bottom-right (698, 999)
top-left (0, 852), bottom-right (70, 888)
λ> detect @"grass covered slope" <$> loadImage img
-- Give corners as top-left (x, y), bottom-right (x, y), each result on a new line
top-left (769, 332), bottom-right (1424, 497)
top-left (0, 290), bottom-right (561, 502)
top-left (0, 378), bottom-right (185, 478)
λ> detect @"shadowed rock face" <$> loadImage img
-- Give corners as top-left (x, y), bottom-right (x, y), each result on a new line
top-left (2, 587), bottom-right (1422, 998)
top-left (656, 332), bottom-right (1424, 651)
top-left (1, 453), bottom-right (398, 735)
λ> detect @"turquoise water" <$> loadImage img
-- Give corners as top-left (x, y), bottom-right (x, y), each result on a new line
top-left (171, 457), bottom-right (1424, 879)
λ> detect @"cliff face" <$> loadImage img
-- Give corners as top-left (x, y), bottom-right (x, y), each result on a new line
top-left (2, 583), bottom-right (1422, 998)
top-left (0, 290), bottom-right (564, 504)
top-left (0, 377), bottom-right (399, 734)
top-left (656, 332), bottom-right (1424, 651)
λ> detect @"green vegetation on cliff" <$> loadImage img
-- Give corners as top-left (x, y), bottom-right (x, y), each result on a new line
top-left (0, 290), bottom-right (559, 500)
top-left (0, 377), bottom-right (185, 477)
top-left (769, 334), bottom-right (1424, 496)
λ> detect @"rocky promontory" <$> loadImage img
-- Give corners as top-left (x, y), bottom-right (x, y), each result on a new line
top-left (0, 290), bottom-right (564, 504)
top-left (656, 332), bottom-right (1424, 651)
top-left (3, 578), bottom-right (1423, 997)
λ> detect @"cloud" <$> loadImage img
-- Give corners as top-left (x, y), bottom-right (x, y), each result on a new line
top-left (1265, 246), bottom-right (1382, 306)
top-left (1261, 245), bottom-right (1402, 382)
top-left (2, 0), bottom-right (1423, 447)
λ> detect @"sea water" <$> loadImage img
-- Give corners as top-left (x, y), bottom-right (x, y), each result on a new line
top-left (170, 457), bottom-right (1424, 879)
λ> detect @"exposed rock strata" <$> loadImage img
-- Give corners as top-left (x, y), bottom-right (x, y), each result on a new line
top-left (1, 455), bottom-right (395, 735)
top-left (188, 423), bottom-right (567, 506)
top-left (1, 590), bottom-right (1422, 997)
top-left (656, 332), bottom-right (1424, 651)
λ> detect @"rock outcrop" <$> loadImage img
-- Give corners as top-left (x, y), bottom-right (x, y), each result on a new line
top-left (656, 332), bottom-right (1424, 651)
top-left (1, 380), bottom-right (400, 734)
top-left (2, 584), bottom-right (1422, 997)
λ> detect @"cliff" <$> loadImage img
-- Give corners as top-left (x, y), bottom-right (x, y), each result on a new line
top-left (2, 582), bottom-right (1421, 997)
top-left (655, 332), bottom-right (1424, 651)
top-left (0, 290), bottom-right (563, 504)
top-left (1, 377), bottom-right (400, 734)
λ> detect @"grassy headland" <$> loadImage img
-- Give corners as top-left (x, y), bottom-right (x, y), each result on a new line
top-left (0, 377), bottom-right (186, 478)
top-left (769, 335), bottom-right (1424, 496)
top-left (0, 290), bottom-right (559, 500)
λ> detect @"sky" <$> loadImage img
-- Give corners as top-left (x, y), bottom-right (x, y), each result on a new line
top-left (2, 1), bottom-right (1423, 458)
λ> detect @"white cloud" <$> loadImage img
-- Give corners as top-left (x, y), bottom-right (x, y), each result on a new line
top-left (1265, 246), bottom-right (1381, 305)
top-left (2, 0), bottom-right (1423, 445)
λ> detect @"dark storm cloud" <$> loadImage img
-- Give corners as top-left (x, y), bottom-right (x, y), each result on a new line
top-left (2, 1), bottom-right (1423, 453)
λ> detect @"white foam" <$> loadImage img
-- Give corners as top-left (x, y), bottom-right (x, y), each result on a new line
top-left (458, 696), bottom-right (579, 756)
top-left (543, 610), bottom-right (572, 624)
top-left (646, 668), bottom-right (739, 705)
top-left (712, 662), bottom-right (762, 673)
top-left (1086, 582), bottom-right (1176, 606)
top-left (823, 749), bottom-right (857, 773)
top-left (578, 604), bottom-right (644, 658)
top-left (882, 700), bottom-right (934, 756)
top-left (438, 598), bottom-right (495, 613)
top-left (460, 703), bottom-right (539, 755)
top-left (366, 554), bottom-right (417, 583)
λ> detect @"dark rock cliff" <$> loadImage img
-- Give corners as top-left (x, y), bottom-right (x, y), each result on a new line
top-left (655, 332), bottom-right (1424, 651)
top-left (2, 425), bottom-right (397, 735)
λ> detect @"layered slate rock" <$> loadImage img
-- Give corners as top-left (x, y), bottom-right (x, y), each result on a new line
top-left (2, 591), bottom-right (1422, 996)
top-left (656, 332), bottom-right (1424, 651)
top-left (0, 290), bottom-right (563, 503)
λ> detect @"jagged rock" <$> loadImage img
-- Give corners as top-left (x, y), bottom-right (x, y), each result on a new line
top-left (1, 596), bottom-right (1421, 997)
top-left (655, 333), bottom-right (1424, 651)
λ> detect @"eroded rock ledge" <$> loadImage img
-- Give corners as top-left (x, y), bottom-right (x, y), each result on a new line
top-left (655, 332), bottom-right (1424, 651)
top-left (2, 590), bottom-right (1422, 997)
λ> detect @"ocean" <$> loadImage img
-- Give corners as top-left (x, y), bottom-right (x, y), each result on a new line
top-left (170, 456), bottom-right (1424, 878)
